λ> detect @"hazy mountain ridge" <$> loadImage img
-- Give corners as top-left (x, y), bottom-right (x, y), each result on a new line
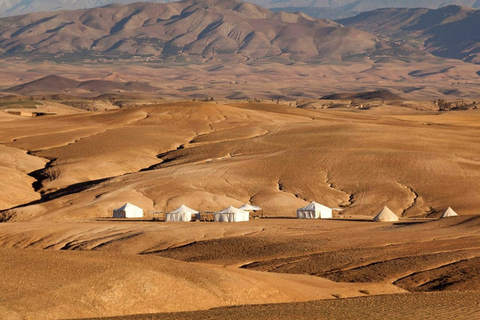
top-left (1, 0), bottom-right (480, 18)
top-left (0, 0), bottom-right (400, 61)
top-left (338, 5), bottom-right (480, 63)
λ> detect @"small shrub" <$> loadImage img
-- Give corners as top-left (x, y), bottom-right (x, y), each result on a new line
top-left (359, 289), bottom-right (370, 295)
top-left (0, 210), bottom-right (16, 222)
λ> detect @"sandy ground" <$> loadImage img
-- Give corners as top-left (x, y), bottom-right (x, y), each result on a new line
top-left (75, 291), bottom-right (480, 320)
top-left (1, 218), bottom-right (480, 319)
top-left (1, 101), bottom-right (480, 319)
top-left (0, 57), bottom-right (479, 100)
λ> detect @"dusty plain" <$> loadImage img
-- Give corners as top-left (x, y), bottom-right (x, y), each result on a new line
top-left (1, 97), bottom-right (480, 319)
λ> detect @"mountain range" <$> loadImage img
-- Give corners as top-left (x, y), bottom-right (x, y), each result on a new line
top-left (0, 0), bottom-right (478, 63)
top-left (0, 0), bottom-right (404, 61)
top-left (1, 0), bottom-right (480, 18)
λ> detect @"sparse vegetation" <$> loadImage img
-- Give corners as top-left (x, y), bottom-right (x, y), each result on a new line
top-left (0, 210), bottom-right (16, 222)
top-left (435, 99), bottom-right (477, 111)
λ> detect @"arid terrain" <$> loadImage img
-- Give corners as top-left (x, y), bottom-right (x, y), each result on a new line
top-left (1, 99), bottom-right (480, 319)
top-left (1, 0), bottom-right (480, 319)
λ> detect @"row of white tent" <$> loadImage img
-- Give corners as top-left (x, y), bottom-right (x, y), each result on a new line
top-left (373, 206), bottom-right (458, 222)
top-left (113, 203), bottom-right (261, 222)
top-left (112, 202), bottom-right (459, 222)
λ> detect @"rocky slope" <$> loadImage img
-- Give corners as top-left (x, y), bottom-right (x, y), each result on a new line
top-left (0, 0), bottom-right (391, 61)
top-left (338, 5), bottom-right (480, 63)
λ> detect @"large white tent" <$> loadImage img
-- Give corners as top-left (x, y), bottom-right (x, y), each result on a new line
top-left (373, 206), bottom-right (399, 222)
top-left (165, 205), bottom-right (199, 222)
top-left (214, 206), bottom-right (250, 222)
top-left (113, 203), bottom-right (144, 218)
top-left (239, 204), bottom-right (262, 212)
top-left (440, 207), bottom-right (458, 218)
top-left (297, 201), bottom-right (332, 219)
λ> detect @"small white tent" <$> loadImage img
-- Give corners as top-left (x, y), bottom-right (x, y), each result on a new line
top-left (373, 206), bottom-right (399, 222)
top-left (239, 204), bottom-right (262, 212)
top-left (440, 207), bottom-right (458, 218)
top-left (113, 203), bottom-right (144, 218)
top-left (165, 205), bottom-right (199, 222)
top-left (297, 202), bottom-right (332, 219)
top-left (214, 206), bottom-right (249, 222)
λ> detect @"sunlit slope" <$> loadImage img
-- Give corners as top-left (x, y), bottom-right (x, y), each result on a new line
top-left (1, 102), bottom-right (480, 220)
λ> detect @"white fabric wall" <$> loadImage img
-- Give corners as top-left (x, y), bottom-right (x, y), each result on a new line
top-left (214, 212), bottom-right (249, 222)
top-left (319, 207), bottom-right (333, 219)
top-left (297, 209), bottom-right (318, 219)
top-left (165, 212), bottom-right (193, 222)
top-left (297, 208), bottom-right (332, 219)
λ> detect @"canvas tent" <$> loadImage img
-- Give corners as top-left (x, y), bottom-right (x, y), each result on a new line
top-left (239, 204), bottom-right (262, 212)
top-left (440, 207), bottom-right (458, 218)
top-left (297, 201), bottom-right (333, 219)
top-left (373, 206), bottom-right (399, 222)
top-left (214, 206), bottom-right (250, 222)
top-left (113, 203), bottom-right (144, 218)
top-left (165, 205), bottom-right (199, 222)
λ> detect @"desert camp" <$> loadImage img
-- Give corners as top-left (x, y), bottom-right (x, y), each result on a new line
top-left (112, 203), bottom-right (144, 218)
top-left (165, 205), bottom-right (199, 222)
top-left (440, 207), bottom-right (459, 218)
top-left (214, 206), bottom-right (250, 222)
top-left (297, 201), bottom-right (333, 219)
top-left (373, 206), bottom-right (399, 222)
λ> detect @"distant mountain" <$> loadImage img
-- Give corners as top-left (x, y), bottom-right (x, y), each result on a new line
top-left (338, 5), bottom-right (480, 63)
top-left (5, 75), bottom-right (160, 95)
top-left (1, 0), bottom-right (480, 18)
top-left (0, 0), bottom-right (410, 62)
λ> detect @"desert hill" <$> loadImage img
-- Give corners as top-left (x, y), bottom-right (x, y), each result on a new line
top-left (2, 101), bottom-right (480, 220)
top-left (0, 0), bottom-right (410, 61)
top-left (5, 75), bottom-right (160, 95)
top-left (338, 5), bottom-right (480, 63)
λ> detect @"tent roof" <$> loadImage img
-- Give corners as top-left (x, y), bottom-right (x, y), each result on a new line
top-left (239, 204), bottom-right (262, 211)
top-left (216, 206), bottom-right (248, 214)
top-left (169, 204), bottom-right (199, 214)
top-left (373, 206), bottom-right (399, 222)
top-left (114, 203), bottom-right (142, 211)
top-left (440, 207), bottom-right (458, 218)
top-left (298, 201), bottom-right (331, 211)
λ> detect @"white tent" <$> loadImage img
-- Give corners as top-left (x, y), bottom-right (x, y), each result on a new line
top-left (165, 205), bottom-right (199, 222)
top-left (373, 206), bottom-right (399, 222)
top-left (440, 207), bottom-right (458, 218)
top-left (297, 202), bottom-right (332, 219)
top-left (214, 206), bottom-right (250, 222)
top-left (113, 203), bottom-right (144, 218)
top-left (239, 204), bottom-right (262, 212)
